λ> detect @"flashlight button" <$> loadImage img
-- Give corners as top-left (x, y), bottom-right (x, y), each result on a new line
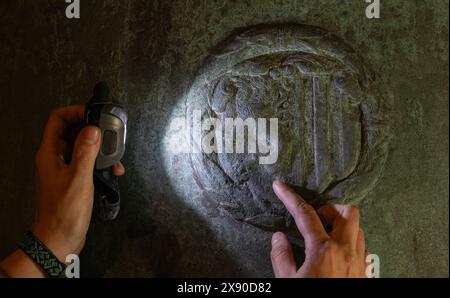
top-left (102, 130), bottom-right (117, 155)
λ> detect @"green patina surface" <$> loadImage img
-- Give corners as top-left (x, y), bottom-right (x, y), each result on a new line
top-left (0, 0), bottom-right (448, 277)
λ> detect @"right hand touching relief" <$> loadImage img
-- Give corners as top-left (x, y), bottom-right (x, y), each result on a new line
top-left (270, 181), bottom-right (368, 278)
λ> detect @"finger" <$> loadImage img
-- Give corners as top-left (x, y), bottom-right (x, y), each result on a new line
top-left (270, 232), bottom-right (297, 278)
top-left (272, 181), bottom-right (328, 246)
top-left (112, 162), bottom-right (125, 176)
top-left (40, 105), bottom-right (85, 155)
top-left (357, 228), bottom-right (365, 260)
top-left (71, 126), bottom-right (101, 181)
top-left (317, 205), bottom-right (360, 248)
top-left (55, 139), bottom-right (69, 163)
top-left (317, 204), bottom-right (339, 226)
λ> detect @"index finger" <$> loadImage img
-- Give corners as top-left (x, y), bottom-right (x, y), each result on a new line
top-left (40, 105), bottom-right (86, 153)
top-left (272, 181), bottom-right (329, 247)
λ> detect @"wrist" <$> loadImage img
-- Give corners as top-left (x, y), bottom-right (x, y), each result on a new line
top-left (32, 223), bottom-right (84, 262)
top-left (0, 249), bottom-right (47, 278)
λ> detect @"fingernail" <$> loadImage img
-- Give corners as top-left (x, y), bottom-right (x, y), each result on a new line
top-left (272, 232), bottom-right (283, 244)
top-left (272, 180), bottom-right (285, 193)
top-left (81, 126), bottom-right (100, 145)
top-left (273, 180), bottom-right (282, 189)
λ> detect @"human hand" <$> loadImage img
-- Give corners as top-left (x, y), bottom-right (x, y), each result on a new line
top-left (270, 181), bottom-right (367, 278)
top-left (32, 105), bottom-right (125, 261)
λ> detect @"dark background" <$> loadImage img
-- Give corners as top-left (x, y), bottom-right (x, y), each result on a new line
top-left (0, 0), bottom-right (448, 277)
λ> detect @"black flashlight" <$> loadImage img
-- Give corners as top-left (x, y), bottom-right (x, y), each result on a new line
top-left (86, 82), bottom-right (128, 221)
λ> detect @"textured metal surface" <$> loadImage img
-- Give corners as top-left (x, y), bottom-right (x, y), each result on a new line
top-left (0, 0), bottom-right (448, 277)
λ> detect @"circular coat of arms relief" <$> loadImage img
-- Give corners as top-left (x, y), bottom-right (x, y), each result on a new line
top-left (186, 24), bottom-right (391, 233)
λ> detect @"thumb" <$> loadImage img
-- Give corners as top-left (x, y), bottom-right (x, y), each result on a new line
top-left (270, 232), bottom-right (297, 277)
top-left (71, 126), bottom-right (101, 178)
